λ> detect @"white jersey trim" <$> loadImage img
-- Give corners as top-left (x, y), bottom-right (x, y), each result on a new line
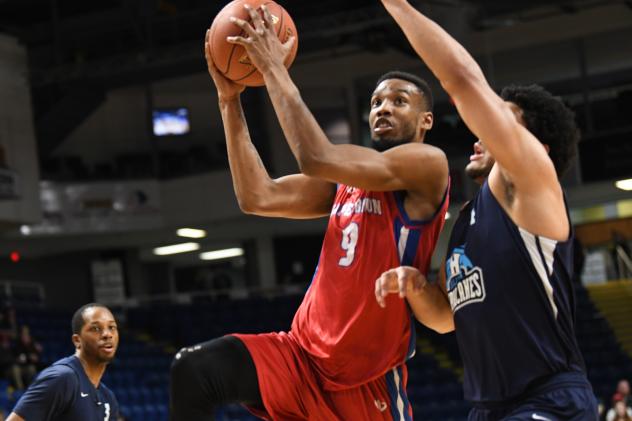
top-left (519, 227), bottom-right (558, 319)
top-left (393, 367), bottom-right (406, 420)
top-left (397, 226), bottom-right (410, 263)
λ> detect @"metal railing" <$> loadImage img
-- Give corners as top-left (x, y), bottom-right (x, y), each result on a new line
top-left (615, 245), bottom-right (632, 280)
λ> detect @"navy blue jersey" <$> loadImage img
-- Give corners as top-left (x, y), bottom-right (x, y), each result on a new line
top-left (445, 181), bottom-right (587, 403)
top-left (13, 355), bottom-right (119, 421)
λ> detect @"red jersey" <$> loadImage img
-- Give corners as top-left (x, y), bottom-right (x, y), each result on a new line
top-left (291, 184), bottom-right (449, 391)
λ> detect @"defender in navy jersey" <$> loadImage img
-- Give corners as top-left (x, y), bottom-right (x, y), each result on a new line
top-left (375, 0), bottom-right (598, 419)
top-left (8, 304), bottom-right (119, 421)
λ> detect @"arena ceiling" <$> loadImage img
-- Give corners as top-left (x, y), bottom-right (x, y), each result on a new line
top-left (0, 0), bottom-right (624, 157)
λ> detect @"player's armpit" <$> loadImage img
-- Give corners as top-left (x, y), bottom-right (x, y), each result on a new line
top-left (302, 142), bottom-right (448, 200)
top-left (239, 174), bottom-right (335, 219)
top-left (6, 412), bottom-right (25, 421)
top-left (448, 84), bottom-right (569, 240)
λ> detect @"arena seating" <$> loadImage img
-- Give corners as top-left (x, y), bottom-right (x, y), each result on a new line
top-left (3, 283), bottom-right (630, 420)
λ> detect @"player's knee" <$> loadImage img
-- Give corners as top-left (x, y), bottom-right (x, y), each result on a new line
top-left (170, 346), bottom-right (201, 388)
top-left (170, 345), bottom-right (219, 419)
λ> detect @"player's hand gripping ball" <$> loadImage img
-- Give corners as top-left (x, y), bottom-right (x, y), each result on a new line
top-left (209, 0), bottom-right (298, 87)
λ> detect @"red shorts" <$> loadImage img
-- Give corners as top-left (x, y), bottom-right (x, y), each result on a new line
top-left (232, 332), bottom-right (413, 421)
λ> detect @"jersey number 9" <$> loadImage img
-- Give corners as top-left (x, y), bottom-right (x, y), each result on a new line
top-left (339, 222), bottom-right (359, 267)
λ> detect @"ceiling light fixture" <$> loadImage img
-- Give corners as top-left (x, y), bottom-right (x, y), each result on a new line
top-left (177, 228), bottom-right (207, 238)
top-left (200, 247), bottom-right (244, 261)
top-left (615, 179), bottom-right (632, 191)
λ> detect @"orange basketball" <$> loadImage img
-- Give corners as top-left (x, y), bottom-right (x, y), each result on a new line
top-left (209, 0), bottom-right (298, 87)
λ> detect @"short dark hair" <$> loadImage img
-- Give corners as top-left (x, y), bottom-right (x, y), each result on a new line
top-left (500, 84), bottom-right (580, 177)
top-left (72, 303), bottom-right (110, 334)
top-left (376, 70), bottom-right (434, 112)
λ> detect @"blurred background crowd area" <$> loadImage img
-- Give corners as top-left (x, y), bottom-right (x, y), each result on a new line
top-left (0, 0), bottom-right (631, 419)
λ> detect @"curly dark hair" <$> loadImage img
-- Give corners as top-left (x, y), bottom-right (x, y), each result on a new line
top-left (376, 70), bottom-right (434, 112)
top-left (500, 84), bottom-right (580, 177)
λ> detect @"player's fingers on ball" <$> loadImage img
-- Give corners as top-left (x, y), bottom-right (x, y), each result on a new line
top-left (206, 56), bottom-right (217, 76)
top-left (227, 35), bottom-right (251, 46)
top-left (207, 59), bottom-right (218, 76)
top-left (283, 35), bottom-right (296, 51)
top-left (244, 4), bottom-right (264, 32)
top-left (229, 16), bottom-right (256, 37)
top-left (261, 5), bottom-right (274, 30)
top-left (204, 40), bottom-right (212, 60)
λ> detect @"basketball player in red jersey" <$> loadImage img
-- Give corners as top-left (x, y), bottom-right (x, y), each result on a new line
top-left (169, 6), bottom-right (449, 420)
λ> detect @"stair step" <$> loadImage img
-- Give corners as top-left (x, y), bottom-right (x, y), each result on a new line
top-left (586, 281), bottom-right (632, 360)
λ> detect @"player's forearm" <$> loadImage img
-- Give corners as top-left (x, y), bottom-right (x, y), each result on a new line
top-left (407, 282), bottom-right (454, 334)
top-left (219, 96), bottom-right (277, 213)
top-left (260, 64), bottom-right (335, 177)
top-left (382, 0), bottom-right (486, 94)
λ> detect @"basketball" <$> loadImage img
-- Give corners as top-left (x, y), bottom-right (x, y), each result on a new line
top-left (209, 0), bottom-right (298, 87)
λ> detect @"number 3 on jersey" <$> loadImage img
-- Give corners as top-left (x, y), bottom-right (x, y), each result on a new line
top-left (339, 222), bottom-right (359, 267)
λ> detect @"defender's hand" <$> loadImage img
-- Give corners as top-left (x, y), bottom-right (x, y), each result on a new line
top-left (375, 266), bottom-right (427, 308)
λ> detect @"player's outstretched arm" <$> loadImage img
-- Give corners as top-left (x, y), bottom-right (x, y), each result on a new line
top-left (205, 29), bottom-right (335, 219)
top-left (227, 6), bottom-right (449, 200)
top-left (381, 0), bottom-right (568, 240)
top-left (375, 266), bottom-right (454, 333)
top-left (6, 413), bottom-right (25, 421)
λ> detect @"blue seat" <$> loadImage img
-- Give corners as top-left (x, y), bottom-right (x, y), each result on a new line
top-left (130, 404), bottom-right (144, 419)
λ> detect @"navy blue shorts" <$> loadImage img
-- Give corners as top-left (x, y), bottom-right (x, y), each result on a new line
top-left (468, 372), bottom-right (598, 421)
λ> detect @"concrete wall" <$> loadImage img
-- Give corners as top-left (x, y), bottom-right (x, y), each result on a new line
top-left (0, 34), bottom-right (41, 224)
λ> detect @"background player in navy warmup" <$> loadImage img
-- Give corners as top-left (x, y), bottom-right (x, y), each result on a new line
top-left (8, 304), bottom-right (119, 421)
top-left (375, 0), bottom-right (598, 420)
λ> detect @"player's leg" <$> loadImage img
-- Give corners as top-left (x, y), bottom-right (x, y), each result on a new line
top-left (467, 406), bottom-right (506, 421)
top-left (169, 335), bottom-right (262, 421)
top-left (234, 331), bottom-right (344, 421)
top-left (501, 384), bottom-right (599, 421)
